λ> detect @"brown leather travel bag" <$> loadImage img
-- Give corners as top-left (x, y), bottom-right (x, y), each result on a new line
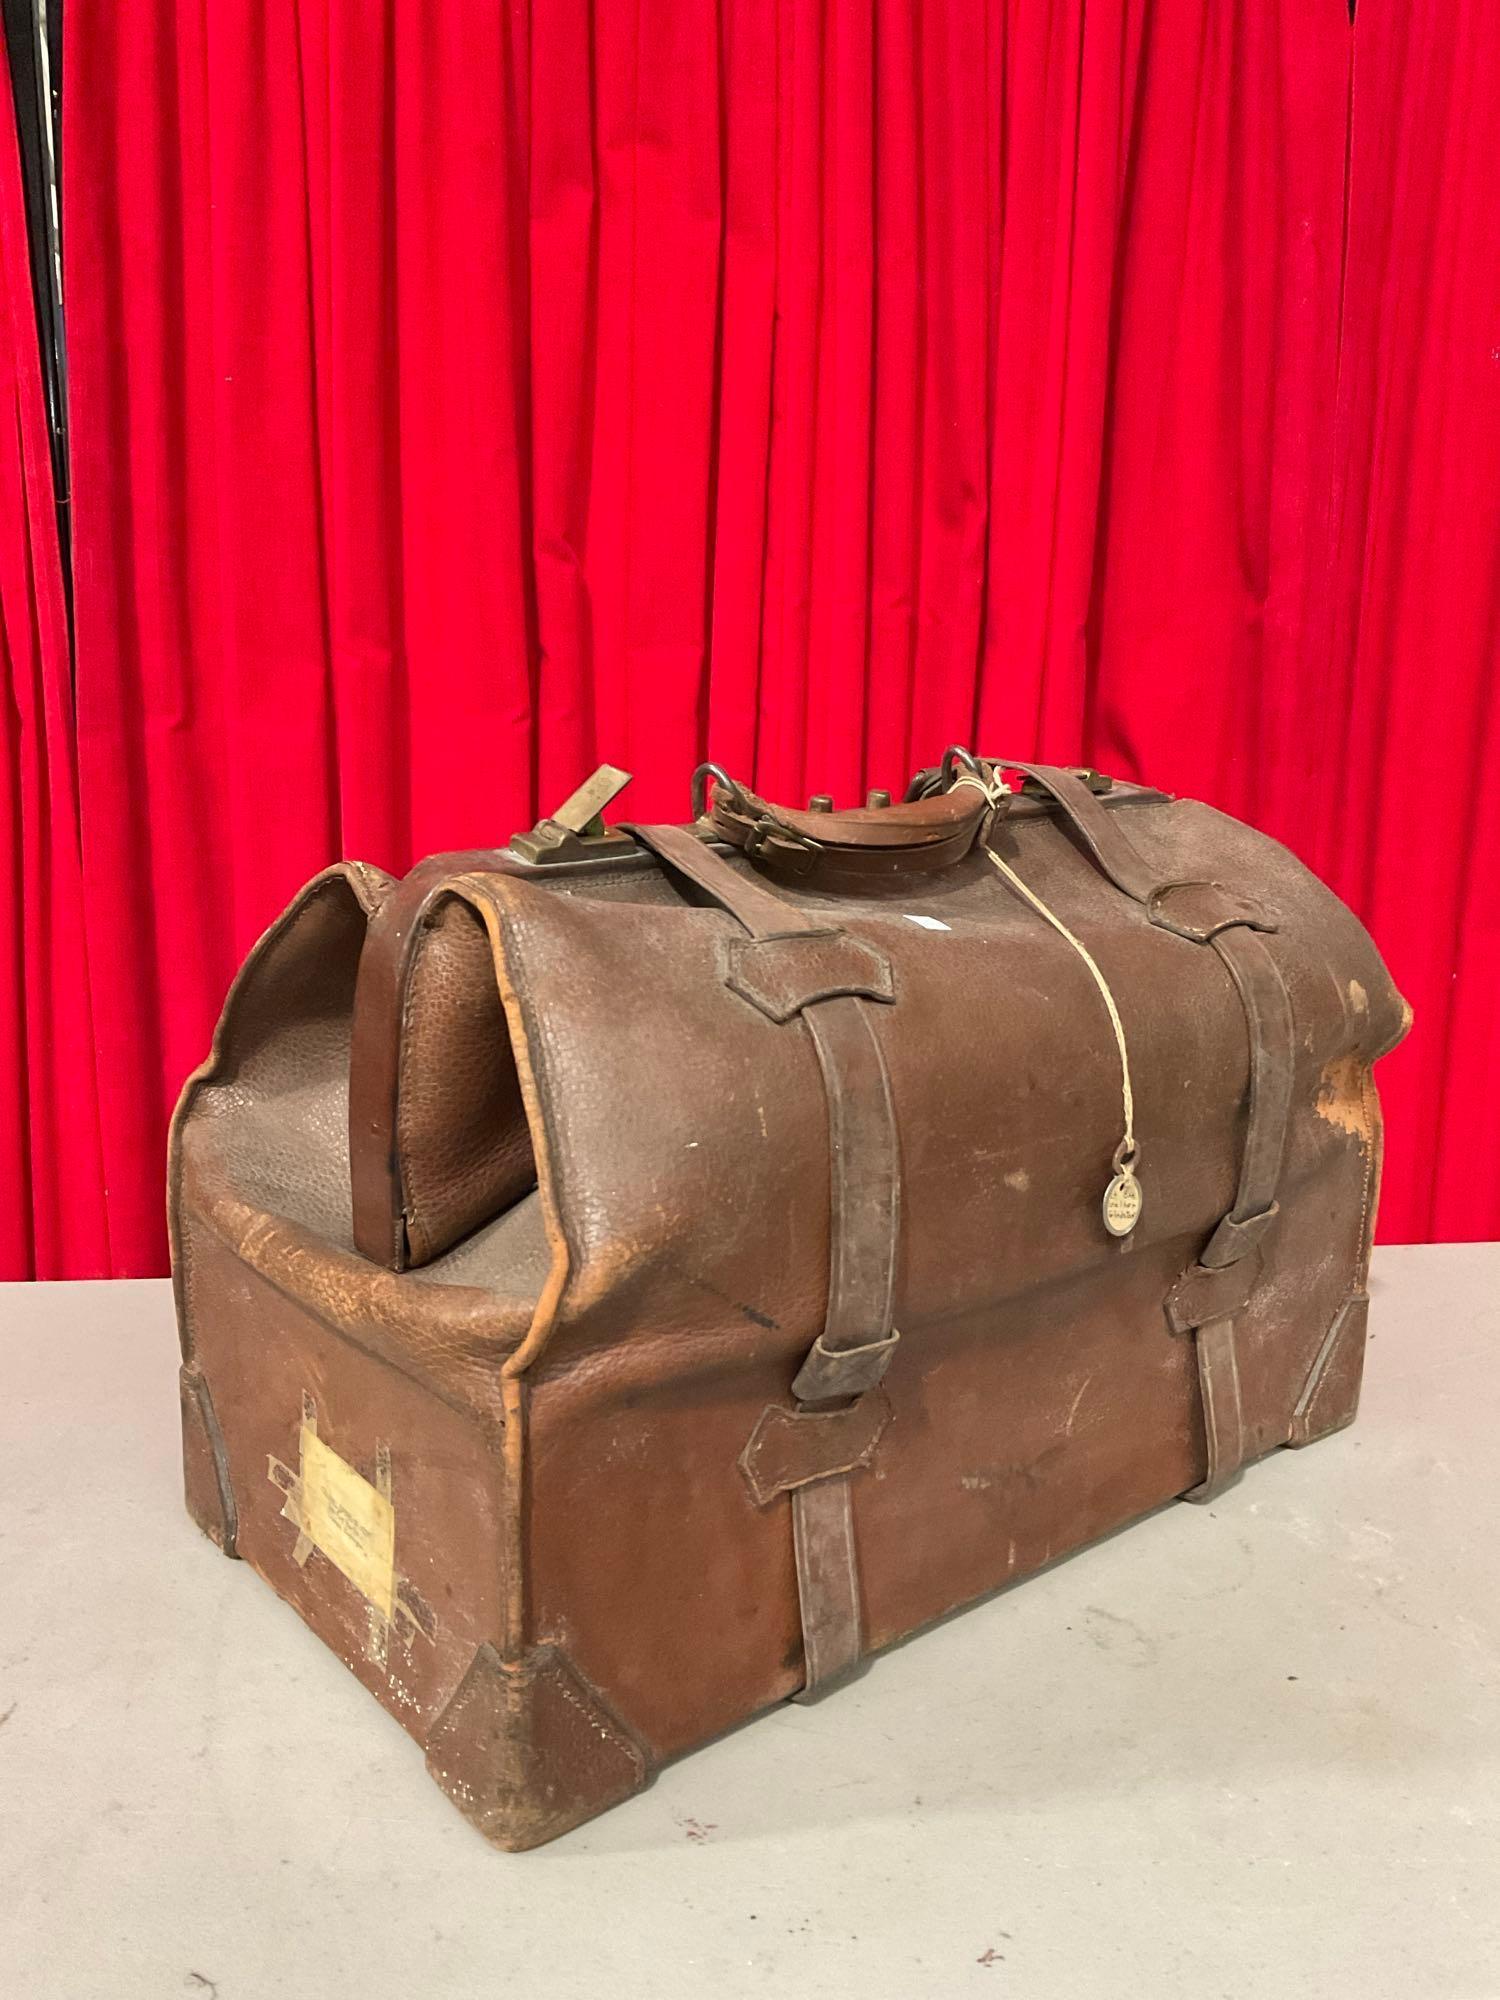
top-left (170, 753), bottom-right (1409, 1849)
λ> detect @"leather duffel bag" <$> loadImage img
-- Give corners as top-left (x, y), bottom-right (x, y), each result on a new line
top-left (170, 753), bottom-right (1409, 1849)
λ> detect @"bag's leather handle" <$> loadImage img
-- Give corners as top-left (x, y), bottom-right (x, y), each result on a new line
top-left (697, 764), bottom-right (988, 879)
top-left (989, 761), bottom-right (1160, 902)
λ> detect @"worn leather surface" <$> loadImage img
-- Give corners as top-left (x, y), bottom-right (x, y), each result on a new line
top-left (181, 1226), bottom-right (512, 1736)
top-left (170, 777), bottom-right (1410, 1843)
top-left (995, 767), bottom-right (1298, 1501)
top-left (170, 862), bottom-right (392, 1259)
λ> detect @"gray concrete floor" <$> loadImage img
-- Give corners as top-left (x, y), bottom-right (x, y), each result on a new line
top-left (2, 1243), bottom-right (1497, 1998)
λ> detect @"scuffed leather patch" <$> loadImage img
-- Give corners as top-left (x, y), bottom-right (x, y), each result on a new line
top-left (720, 930), bottom-right (896, 1023)
top-left (738, 1391), bottom-right (894, 1506)
top-left (1148, 880), bottom-right (1279, 943)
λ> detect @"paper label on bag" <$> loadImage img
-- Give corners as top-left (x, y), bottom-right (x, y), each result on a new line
top-left (295, 1425), bottom-right (395, 1619)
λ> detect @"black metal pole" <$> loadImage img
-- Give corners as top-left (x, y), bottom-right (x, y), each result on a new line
top-left (3, 0), bottom-right (69, 596)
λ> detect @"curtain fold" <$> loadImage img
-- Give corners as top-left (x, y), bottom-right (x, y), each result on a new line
top-left (13, 0), bottom-right (1491, 1273)
top-left (0, 33), bottom-right (108, 1278)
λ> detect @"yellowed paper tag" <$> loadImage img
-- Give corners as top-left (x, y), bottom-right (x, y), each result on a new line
top-left (295, 1425), bottom-right (395, 1620)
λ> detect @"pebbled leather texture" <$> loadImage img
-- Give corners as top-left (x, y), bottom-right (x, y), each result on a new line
top-left (170, 774), bottom-right (1411, 1847)
top-left (349, 853), bottom-right (535, 1271)
top-left (397, 898), bottom-right (536, 1265)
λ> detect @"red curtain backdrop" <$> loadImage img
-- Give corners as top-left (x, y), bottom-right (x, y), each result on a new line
top-left (0, 0), bottom-right (1486, 1274)
top-left (1315, 0), bottom-right (1500, 1243)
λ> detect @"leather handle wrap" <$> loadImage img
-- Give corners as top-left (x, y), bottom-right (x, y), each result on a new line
top-left (1001, 763), bottom-right (1164, 901)
top-left (703, 770), bottom-right (988, 879)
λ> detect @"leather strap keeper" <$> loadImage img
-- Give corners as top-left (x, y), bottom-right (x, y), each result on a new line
top-left (792, 1328), bottom-right (901, 1404)
top-left (1166, 1251), bottom-right (1263, 1333)
top-left (721, 930), bottom-right (896, 1023)
top-left (739, 1393), bottom-right (894, 1506)
top-left (1147, 881), bottom-right (1279, 943)
top-left (1201, 1203), bottom-right (1281, 1269)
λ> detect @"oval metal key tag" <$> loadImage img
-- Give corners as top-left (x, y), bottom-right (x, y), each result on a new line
top-left (1102, 1168), bottom-right (1143, 1237)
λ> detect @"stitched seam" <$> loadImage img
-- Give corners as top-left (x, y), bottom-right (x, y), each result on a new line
top-left (394, 918), bottom-right (428, 1265)
top-left (1224, 1331), bottom-right (1244, 1457)
top-left (767, 1450), bottom-right (869, 1497)
top-left (1293, 1297), bottom-right (1357, 1423)
top-left (792, 1490), bottom-right (821, 1682)
top-left (1353, 1062), bottom-right (1377, 1276)
top-left (838, 1481), bottom-right (860, 1657)
top-left (546, 1665), bottom-right (647, 1775)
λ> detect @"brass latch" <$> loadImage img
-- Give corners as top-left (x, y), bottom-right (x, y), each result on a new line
top-left (510, 764), bottom-right (634, 864)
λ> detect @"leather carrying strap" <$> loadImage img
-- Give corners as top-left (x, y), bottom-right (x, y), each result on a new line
top-left (1178, 923), bottom-right (1293, 1500)
top-left (1004, 763), bottom-right (1294, 1502)
top-left (1200, 927), bottom-right (1294, 1267)
top-left (1187, 1319), bottom-right (1246, 1500)
top-left (627, 821), bottom-right (900, 1698)
top-left (791, 1479), bottom-right (865, 1692)
top-left (704, 771), bottom-right (988, 880)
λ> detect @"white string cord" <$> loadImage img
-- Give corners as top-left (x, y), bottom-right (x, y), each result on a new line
top-left (955, 773), bottom-right (1137, 1172)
